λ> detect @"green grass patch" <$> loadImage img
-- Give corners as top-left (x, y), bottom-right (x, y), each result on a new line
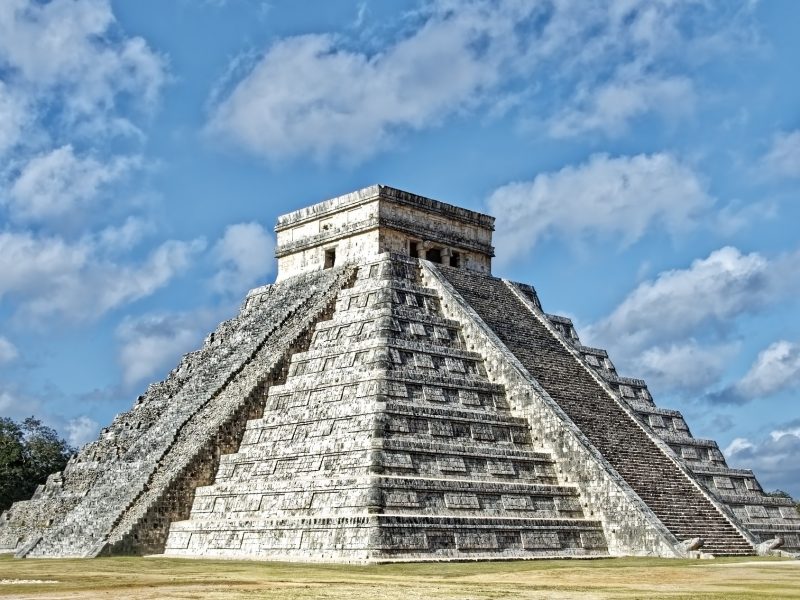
top-left (0, 554), bottom-right (797, 599)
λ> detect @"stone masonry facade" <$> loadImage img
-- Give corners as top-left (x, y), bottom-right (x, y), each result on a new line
top-left (1, 185), bottom-right (796, 561)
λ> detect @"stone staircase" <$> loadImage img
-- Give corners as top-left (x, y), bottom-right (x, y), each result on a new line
top-left (538, 302), bottom-right (800, 554)
top-left (163, 254), bottom-right (608, 562)
top-left (438, 266), bottom-right (755, 556)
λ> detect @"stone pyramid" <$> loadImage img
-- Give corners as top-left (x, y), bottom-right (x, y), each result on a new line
top-left (1, 185), bottom-right (797, 561)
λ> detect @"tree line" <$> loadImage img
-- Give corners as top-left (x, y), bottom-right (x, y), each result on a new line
top-left (0, 417), bottom-right (74, 513)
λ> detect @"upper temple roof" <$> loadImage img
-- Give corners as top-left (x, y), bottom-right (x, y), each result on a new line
top-left (274, 185), bottom-right (496, 280)
top-left (275, 184), bottom-right (495, 231)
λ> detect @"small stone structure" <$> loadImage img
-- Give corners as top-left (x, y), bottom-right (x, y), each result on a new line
top-left (1, 185), bottom-right (797, 561)
top-left (274, 186), bottom-right (493, 281)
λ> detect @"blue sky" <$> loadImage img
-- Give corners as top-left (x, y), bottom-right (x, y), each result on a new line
top-left (0, 0), bottom-right (798, 495)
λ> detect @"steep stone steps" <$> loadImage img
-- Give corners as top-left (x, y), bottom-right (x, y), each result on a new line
top-left (438, 267), bottom-right (754, 557)
top-left (545, 311), bottom-right (800, 553)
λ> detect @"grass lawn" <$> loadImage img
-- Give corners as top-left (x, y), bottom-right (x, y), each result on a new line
top-left (0, 554), bottom-right (797, 599)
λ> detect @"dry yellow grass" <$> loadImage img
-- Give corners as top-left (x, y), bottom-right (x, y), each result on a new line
top-left (0, 554), bottom-right (798, 599)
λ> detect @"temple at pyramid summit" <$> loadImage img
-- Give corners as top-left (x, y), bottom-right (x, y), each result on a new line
top-left (1, 185), bottom-right (798, 561)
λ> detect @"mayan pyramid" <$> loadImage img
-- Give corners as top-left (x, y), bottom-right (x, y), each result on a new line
top-left (1, 185), bottom-right (797, 561)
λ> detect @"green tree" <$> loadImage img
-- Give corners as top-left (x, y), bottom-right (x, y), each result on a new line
top-left (0, 417), bottom-right (74, 513)
top-left (0, 418), bottom-right (25, 511)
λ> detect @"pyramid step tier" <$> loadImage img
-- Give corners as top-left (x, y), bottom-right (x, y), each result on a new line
top-left (187, 474), bottom-right (586, 519)
top-left (165, 514), bottom-right (607, 562)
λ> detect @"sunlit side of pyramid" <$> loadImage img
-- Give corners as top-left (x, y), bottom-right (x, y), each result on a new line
top-left (1, 185), bottom-right (797, 561)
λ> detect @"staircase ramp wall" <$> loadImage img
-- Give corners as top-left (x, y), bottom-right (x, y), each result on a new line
top-left (547, 312), bottom-right (800, 553)
top-left (426, 262), bottom-right (758, 557)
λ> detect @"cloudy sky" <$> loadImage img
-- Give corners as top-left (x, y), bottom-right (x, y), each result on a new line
top-left (0, 0), bottom-right (798, 495)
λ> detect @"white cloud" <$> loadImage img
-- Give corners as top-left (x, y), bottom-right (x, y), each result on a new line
top-left (93, 217), bottom-right (154, 254)
top-left (353, 2), bottom-right (368, 28)
top-left (0, 231), bottom-right (88, 296)
top-left (0, 336), bottom-right (18, 364)
top-left (634, 341), bottom-right (737, 395)
top-left (116, 311), bottom-right (211, 386)
top-left (713, 199), bottom-right (778, 236)
top-left (207, 1), bottom-right (752, 162)
top-left (709, 341), bottom-right (800, 405)
top-left (725, 423), bottom-right (800, 496)
top-left (761, 130), bottom-right (800, 179)
top-left (550, 74), bottom-right (695, 138)
top-left (6, 145), bottom-right (142, 223)
top-left (0, 0), bottom-right (166, 123)
top-left (738, 341), bottom-right (800, 399)
top-left (0, 1), bottom-right (170, 332)
top-left (0, 230), bottom-right (205, 324)
top-left (207, 14), bottom-right (508, 162)
top-left (586, 246), bottom-right (800, 354)
top-left (540, 1), bottom-right (752, 139)
top-left (488, 153), bottom-right (713, 263)
top-left (211, 222), bottom-right (275, 294)
top-left (95, 240), bottom-right (206, 313)
top-left (0, 80), bottom-right (31, 156)
top-left (207, 2), bottom-right (517, 161)
top-left (724, 437), bottom-right (754, 456)
top-left (65, 415), bottom-right (99, 448)
top-left (772, 426), bottom-right (800, 442)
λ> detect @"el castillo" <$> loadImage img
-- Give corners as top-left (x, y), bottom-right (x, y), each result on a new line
top-left (1, 185), bottom-right (798, 563)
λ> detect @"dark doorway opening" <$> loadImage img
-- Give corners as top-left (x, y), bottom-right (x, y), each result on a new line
top-left (449, 252), bottom-right (461, 268)
top-left (324, 248), bottom-right (336, 269)
top-left (409, 241), bottom-right (419, 258)
top-left (426, 248), bottom-right (442, 263)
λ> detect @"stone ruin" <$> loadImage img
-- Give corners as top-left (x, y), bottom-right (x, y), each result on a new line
top-left (1, 185), bottom-right (797, 561)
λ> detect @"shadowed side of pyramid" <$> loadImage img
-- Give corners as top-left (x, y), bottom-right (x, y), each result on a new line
top-left (535, 312), bottom-right (800, 554)
top-left (431, 265), bottom-right (758, 556)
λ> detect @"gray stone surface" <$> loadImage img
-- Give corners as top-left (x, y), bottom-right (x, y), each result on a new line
top-left (435, 266), bottom-right (755, 556)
